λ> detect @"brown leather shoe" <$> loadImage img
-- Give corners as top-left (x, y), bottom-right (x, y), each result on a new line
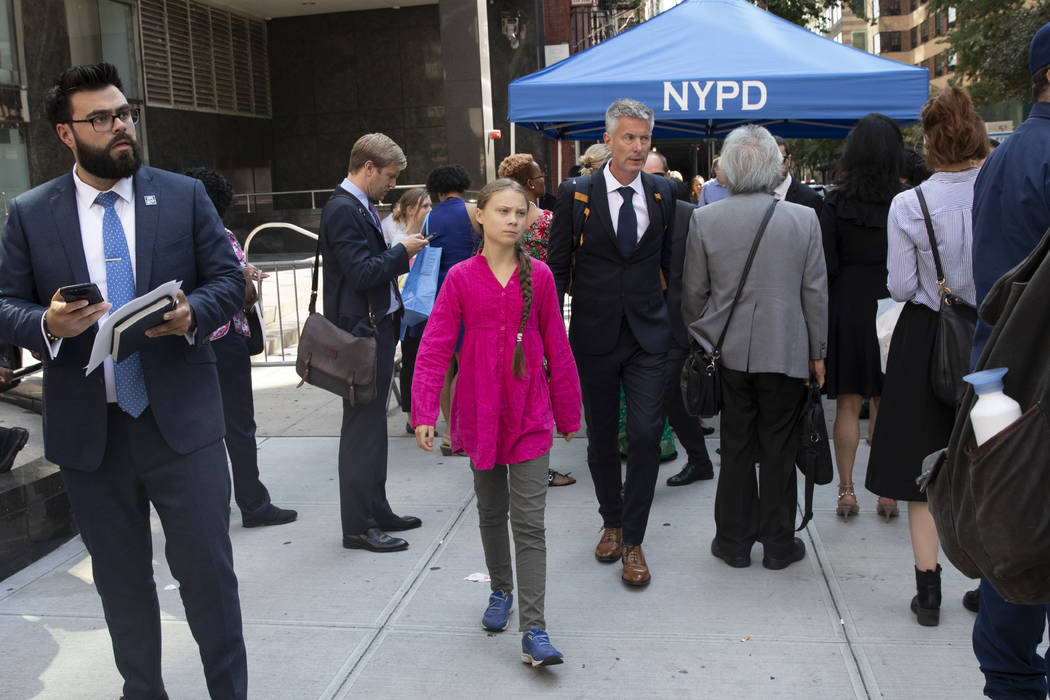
top-left (621, 544), bottom-right (651, 587)
top-left (594, 527), bottom-right (622, 562)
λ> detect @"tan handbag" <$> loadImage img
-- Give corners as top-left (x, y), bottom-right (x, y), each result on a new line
top-left (295, 233), bottom-right (378, 406)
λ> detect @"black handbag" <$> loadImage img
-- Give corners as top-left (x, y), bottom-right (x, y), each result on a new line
top-left (244, 302), bottom-right (265, 356)
top-left (916, 187), bottom-right (977, 407)
top-left (294, 209), bottom-right (379, 406)
top-left (796, 381), bottom-right (833, 530)
top-left (681, 200), bottom-right (777, 417)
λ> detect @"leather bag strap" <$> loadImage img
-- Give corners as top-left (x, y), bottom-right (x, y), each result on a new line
top-left (713, 198), bottom-right (778, 356)
top-left (318, 193), bottom-right (377, 331)
top-left (915, 185), bottom-right (949, 294)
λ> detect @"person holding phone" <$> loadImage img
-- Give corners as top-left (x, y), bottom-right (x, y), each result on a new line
top-left (0, 63), bottom-right (248, 699)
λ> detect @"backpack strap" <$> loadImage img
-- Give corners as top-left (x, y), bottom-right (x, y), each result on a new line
top-left (568, 174), bottom-right (594, 296)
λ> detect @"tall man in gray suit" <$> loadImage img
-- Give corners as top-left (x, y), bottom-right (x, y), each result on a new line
top-left (683, 125), bottom-right (827, 570)
top-left (548, 98), bottom-right (675, 588)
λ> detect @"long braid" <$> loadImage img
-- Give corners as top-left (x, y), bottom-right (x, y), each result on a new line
top-left (512, 239), bottom-right (533, 379)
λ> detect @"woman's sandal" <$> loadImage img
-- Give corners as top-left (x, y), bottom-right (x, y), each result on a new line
top-left (876, 496), bottom-right (899, 521)
top-left (440, 437), bottom-right (453, 457)
top-left (837, 482), bottom-right (860, 519)
top-left (548, 469), bottom-right (576, 487)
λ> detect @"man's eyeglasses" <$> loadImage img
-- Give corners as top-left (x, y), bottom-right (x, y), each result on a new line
top-left (68, 108), bottom-right (141, 133)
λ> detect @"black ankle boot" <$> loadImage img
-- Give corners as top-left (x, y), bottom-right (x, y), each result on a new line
top-left (910, 564), bottom-right (942, 626)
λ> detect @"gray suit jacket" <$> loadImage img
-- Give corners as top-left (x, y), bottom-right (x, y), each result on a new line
top-left (682, 192), bottom-right (827, 380)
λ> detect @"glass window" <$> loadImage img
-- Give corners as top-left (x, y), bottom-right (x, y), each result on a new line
top-left (910, 26), bottom-right (918, 48)
top-left (64, 0), bottom-right (140, 98)
top-left (852, 31), bottom-right (866, 51)
top-left (948, 6), bottom-right (956, 29)
top-left (921, 19), bottom-right (929, 42)
top-left (935, 53), bottom-right (945, 77)
top-left (880, 31), bottom-right (902, 52)
top-left (0, 126), bottom-right (30, 217)
top-left (0, 0), bottom-right (19, 85)
top-left (99, 0), bottom-right (139, 99)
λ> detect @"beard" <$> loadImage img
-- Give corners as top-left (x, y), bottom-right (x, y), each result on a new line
top-left (74, 131), bottom-right (142, 181)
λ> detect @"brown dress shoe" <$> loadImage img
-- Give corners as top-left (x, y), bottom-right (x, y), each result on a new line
top-left (594, 527), bottom-right (622, 562)
top-left (621, 544), bottom-right (651, 587)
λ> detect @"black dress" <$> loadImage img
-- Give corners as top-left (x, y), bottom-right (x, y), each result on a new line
top-left (865, 302), bottom-right (955, 502)
top-left (819, 190), bottom-right (893, 399)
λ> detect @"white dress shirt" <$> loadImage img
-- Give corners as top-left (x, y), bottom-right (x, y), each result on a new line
top-left (44, 168), bottom-right (138, 403)
top-left (340, 178), bottom-right (402, 315)
top-left (603, 164), bottom-right (650, 243)
top-left (773, 173), bottom-right (792, 201)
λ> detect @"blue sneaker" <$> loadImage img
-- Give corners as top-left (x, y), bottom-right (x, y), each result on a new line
top-left (521, 626), bottom-right (564, 667)
top-left (481, 590), bottom-right (513, 632)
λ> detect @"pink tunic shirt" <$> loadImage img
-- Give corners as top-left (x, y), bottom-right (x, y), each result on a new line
top-left (411, 255), bottom-right (581, 470)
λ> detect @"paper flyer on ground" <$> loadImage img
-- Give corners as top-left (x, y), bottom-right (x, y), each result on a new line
top-left (85, 279), bottom-right (182, 375)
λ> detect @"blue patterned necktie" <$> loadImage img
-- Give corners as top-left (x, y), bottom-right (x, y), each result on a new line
top-left (96, 191), bottom-right (149, 417)
top-left (616, 186), bottom-right (638, 257)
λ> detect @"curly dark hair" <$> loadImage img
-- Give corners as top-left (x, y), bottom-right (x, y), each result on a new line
top-left (185, 167), bottom-right (234, 218)
top-left (497, 153), bottom-right (535, 186)
top-left (45, 62), bottom-right (124, 127)
top-left (425, 164), bottom-right (471, 197)
top-left (837, 113), bottom-right (903, 204)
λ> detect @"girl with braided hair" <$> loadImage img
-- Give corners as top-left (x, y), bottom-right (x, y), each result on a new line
top-left (411, 178), bottom-right (581, 667)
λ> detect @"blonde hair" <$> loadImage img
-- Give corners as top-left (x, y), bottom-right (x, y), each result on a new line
top-left (348, 133), bottom-right (407, 173)
top-left (391, 187), bottom-right (428, 226)
top-left (580, 143), bottom-right (611, 175)
top-left (476, 178), bottom-right (533, 379)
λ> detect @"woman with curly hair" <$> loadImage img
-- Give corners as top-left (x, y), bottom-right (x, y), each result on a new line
top-left (819, 113), bottom-right (903, 520)
top-left (498, 154), bottom-right (552, 262)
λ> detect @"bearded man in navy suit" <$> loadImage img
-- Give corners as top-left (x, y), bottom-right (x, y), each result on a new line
top-left (0, 63), bottom-right (247, 699)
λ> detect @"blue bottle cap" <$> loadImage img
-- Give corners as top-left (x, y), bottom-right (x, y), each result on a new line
top-left (963, 367), bottom-right (1009, 395)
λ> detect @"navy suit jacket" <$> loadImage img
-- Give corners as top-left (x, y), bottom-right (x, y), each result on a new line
top-left (319, 185), bottom-right (409, 337)
top-left (0, 166), bottom-right (244, 471)
top-left (548, 168), bottom-right (674, 355)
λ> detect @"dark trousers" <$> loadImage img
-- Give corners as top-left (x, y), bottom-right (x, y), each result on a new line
top-left (576, 321), bottom-right (666, 545)
top-left (715, 367), bottom-right (805, 560)
top-left (338, 316), bottom-right (398, 535)
top-left (663, 343), bottom-right (713, 467)
top-left (61, 406), bottom-right (246, 700)
top-left (973, 578), bottom-right (1050, 699)
top-left (212, 331), bottom-right (271, 518)
top-left (399, 331), bottom-right (422, 415)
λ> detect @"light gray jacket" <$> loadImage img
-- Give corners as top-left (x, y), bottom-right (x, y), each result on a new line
top-left (682, 192), bottom-right (828, 380)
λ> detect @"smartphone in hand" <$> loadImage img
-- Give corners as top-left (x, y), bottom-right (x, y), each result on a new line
top-left (59, 282), bottom-right (104, 305)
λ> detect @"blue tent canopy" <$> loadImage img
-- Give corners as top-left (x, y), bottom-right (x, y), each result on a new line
top-left (508, 0), bottom-right (929, 140)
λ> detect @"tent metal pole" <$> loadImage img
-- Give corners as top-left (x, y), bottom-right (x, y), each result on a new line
top-left (510, 122), bottom-right (516, 154)
top-left (557, 139), bottom-right (563, 186)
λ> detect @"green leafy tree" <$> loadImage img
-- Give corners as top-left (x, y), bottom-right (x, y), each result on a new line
top-left (751, 0), bottom-right (867, 29)
top-left (929, 0), bottom-right (1050, 106)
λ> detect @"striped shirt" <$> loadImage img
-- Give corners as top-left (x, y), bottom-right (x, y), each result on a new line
top-left (886, 169), bottom-right (979, 312)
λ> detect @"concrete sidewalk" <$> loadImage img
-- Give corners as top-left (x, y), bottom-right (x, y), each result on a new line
top-left (0, 366), bottom-right (986, 699)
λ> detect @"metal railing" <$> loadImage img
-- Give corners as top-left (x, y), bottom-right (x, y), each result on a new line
top-left (243, 222), bottom-right (318, 366)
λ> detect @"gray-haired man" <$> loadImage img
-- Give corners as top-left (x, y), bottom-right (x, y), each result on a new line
top-left (548, 98), bottom-right (675, 587)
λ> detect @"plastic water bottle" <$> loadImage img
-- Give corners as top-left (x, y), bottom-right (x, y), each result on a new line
top-left (963, 368), bottom-right (1022, 446)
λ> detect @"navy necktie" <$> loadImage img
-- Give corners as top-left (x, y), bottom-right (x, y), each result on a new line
top-left (616, 186), bottom-right (637, 258)
top-left (96, 191), bottom-right (149, 418)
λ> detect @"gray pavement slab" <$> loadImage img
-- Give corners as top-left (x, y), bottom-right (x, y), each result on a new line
top-left (0, 366), bottom-right (990, 698)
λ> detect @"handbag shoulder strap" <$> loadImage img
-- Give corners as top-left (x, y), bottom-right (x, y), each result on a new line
top-left (713, 198), bottom-right (778, 356)
top-left (915, 186), bottom-right (950, 293)
top-left (315, 193), bottom-right (377, 329)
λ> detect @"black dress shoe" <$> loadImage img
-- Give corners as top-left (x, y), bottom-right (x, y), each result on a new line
top-left (666, 460), bottom-right (714, 487)
top-left (0, 426), bottom-right (29, 473)
top-left (962, 587), bottom-right (980, 613)
top-left (377, 514), bottom-right (422, 531)
top-left (711, 538), bottom-right (751, 568)
top-left (242, 505), bottom-right (298, 528)
top-left (763, 537), bottom-right (806, 570)
top-left (343, 528), bottom-right (408, 552)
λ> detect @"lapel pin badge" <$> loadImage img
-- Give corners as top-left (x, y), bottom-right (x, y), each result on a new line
top-left (144, 194), bottom-right (157, 206)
